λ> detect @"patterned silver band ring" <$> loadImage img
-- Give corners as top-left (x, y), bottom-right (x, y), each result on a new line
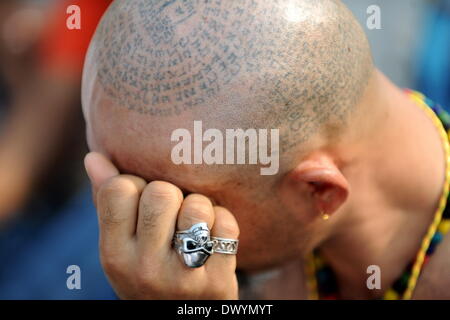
top-left (211, 237), bottom-right (239, 255)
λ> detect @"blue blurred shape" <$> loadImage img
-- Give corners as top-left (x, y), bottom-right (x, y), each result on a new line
top-left (0, 188), bottom-right (117, 300)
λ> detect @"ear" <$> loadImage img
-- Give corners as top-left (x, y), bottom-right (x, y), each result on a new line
top-left (280, 152), bottom-right (349, 220)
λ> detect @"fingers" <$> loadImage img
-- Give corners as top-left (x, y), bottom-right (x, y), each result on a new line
top-left (206, 206), bottom-right (240, 273)
top-left (177, 194), bottom-right (215, 231)
top-left (84, 152), bottom-right (119, 201)
top-left (94, 174), bottom-right (240, 299)
top-left (96, 175), bottom-right (147, 256)
top-left (136, 181), bottom-right (184, 254)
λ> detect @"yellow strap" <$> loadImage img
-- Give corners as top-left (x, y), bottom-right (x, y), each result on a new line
top-left (401, 95), bottom-right (450, 300)
top-left (306, 92), bottom-right (450, 300)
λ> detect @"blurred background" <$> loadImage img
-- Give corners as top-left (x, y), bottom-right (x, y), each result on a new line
top-left (0, 0), bottom-right (448, 299)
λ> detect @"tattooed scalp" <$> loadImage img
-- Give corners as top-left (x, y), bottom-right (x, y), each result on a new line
top-left (82, 0), bottom-right (373, 173)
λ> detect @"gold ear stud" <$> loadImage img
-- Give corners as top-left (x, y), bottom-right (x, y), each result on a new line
top-left (322, 212), bottom-right (330, 221)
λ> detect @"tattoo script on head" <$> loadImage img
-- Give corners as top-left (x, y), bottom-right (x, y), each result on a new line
top-left (93, 0), bottom-right (371, 151)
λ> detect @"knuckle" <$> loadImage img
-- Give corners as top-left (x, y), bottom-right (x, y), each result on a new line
top-left (99, 204), bottom-right (125, 226)
top-left (96, 177), bottom-right (142, 226)
top-left (214, 207), bottom-right (240, 237)
top-left (205, 274), bottom-right (237, 299)
top-left (98, 176), bottom-right (133, 201)
top-left (139, 204), bottom-right (163, 230)
top-left (218, 221), bottom-right (240, 238)
top-left (100, 251), bottom-right (124, 276)
top-left (176, 281), bottom-right (193, 296)
top-left (210, 281), bottom-right (227, 296)
top-left (96, 178), bottom-right (133, 226)
top-left (175, 277), bottom-right (200, 297)
top-left (185, 194), bottom-right (211, 205)
top-left (135, 271), bottom-right (153, 288)
top-left (135, 266), bottom-right (161, 291)
top-left (143, 181), bottom-right (183, 204)
top-left (183, 202), bottom-right (212, 220)
top-left (182, 195), bottom-right (213, 220)
top-left (136, 253), bottom-right (157, 271)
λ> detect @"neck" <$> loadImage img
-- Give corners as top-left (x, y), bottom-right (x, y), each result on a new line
top-left (319, 70), bottom-right (446, 299)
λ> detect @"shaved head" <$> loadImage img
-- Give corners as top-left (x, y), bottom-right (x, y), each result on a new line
top-left (83, 0), bottom-right (372, 173)
top-left (82, 0), bottom-right (374, 269)
top-left (82, 0), bottom-right (374, 189)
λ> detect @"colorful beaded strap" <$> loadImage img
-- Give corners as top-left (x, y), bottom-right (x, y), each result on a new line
top-left (307, 90), bottom-right (450, 300)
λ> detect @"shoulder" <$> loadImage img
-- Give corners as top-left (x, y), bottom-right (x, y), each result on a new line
top-left (413, 231), bottom-right (450, 299)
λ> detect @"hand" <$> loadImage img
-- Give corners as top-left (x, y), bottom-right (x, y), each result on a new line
top-left (84, 152), bottom-right (240, 299)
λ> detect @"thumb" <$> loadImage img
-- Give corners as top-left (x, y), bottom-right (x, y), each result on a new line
top-left (84, 152), bottom-right (119, 201)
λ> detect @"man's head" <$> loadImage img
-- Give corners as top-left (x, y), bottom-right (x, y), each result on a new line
top-left (82, 0), bottom-right (373, 271)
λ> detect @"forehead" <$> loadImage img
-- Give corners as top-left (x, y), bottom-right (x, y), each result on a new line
top-left (87, 85), bottom-right (267, 189)
top-left (105, 137), bottom-right (235, 194)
